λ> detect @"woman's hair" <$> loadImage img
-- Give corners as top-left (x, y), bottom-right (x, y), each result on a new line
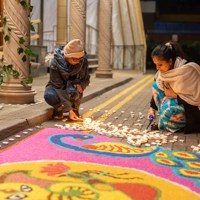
top-left (151, 41), bottom-right (189, 65)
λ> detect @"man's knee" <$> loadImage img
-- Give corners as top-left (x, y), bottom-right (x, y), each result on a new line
top-left (44, 88), bottom-right (60, 106)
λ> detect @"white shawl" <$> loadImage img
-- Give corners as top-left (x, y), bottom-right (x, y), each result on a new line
top-left (156, 57), bottom-right (200, 108)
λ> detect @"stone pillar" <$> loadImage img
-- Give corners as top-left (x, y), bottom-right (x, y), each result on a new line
top-left (0, 0), bottom-right (36, 104)
top-left (128, 0), bottom-right (146, 72)
top-left (56, 0), bottom-right (67, 46)
top-left (95, 0), bottom-right (113, 78)
top-left (69, 0), bottom-right (86, 45)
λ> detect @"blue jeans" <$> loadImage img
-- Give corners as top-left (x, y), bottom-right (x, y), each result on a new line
top-left (44, 87), bottom-right (61, 109)
top-left (44, 87), bottom-right (81, 114)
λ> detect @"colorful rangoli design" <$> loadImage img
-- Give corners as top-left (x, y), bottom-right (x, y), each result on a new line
top-left (0, 128), bottom-right (199, 200)
top-left (0, 161), bottom-right (199, 200)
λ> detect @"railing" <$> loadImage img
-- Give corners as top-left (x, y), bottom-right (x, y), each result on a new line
top-left (30, 19), bottom-right (41, 45)
top-left (43, 24), bottom-right (98, 54)
top-left (1, 22), bottom-right (98, 56)
top-left (43, 25), bottom-right (57, 53)
top-left (86, 24), bottom-right (98, 55)
top-left (0, 19), bottom-right (41, 55)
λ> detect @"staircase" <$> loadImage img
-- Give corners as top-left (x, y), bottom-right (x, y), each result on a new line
top-left (30, 48), bottom-right (99, 77)
top-left (87, 54), bottom-right (98, 74)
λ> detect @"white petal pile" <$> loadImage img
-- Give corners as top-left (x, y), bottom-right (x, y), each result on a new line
top-left (54, 119), bottom-right (179, 147)
top-left (191, 144), bottom-right (200, 153)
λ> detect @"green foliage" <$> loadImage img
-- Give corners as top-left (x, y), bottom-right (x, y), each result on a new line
top-left (19, 37), bottom-right (26, 44)
top-left (17, 47), bottom-right (24, 54)
top-left (24, 48), bottom-right (35, 56)
top-left (8, 27), bottom-right (12, 32)
top-left (22, 55), bottom-right (27, 62)
top-left (1, 29), bottom-right (5, 35)
top-left (2, 17), bottom-right (7, 25)
top-left (0, 0), bottom-right (35, 87)
top-left (29, 6), bottom-right (33, 13)
top-left (21, 76), bottom-right (33, 87)
top-left (30, 23), bottom-right (35, 32)
top-left (19, 0), bottom-right (28, 8)
top-left (0, 64), bottom-right (19, 85)
top-left (4, 35), bottom-right (10, 42)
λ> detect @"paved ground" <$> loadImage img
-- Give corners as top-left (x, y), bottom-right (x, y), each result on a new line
top-left (0, 70), bottom-right (136, 139)
top-left (0, 70), bottom-right (200, 153)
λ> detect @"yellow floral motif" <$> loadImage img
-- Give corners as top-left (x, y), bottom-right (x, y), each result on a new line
top-left (172, 152), bottom-right (198, 160)
top-left (179, 169), bottom-right (200, 178)
top-left (0, 161), bottom-right (199, 200)
top-left (0, 183), bottom-right (49, 200)
top-left (155, 158), bottom-right (177, 166)
top-left (186, 161), bottom-right (200, 169)
top-left (155, 152), bottom-right (169, 158)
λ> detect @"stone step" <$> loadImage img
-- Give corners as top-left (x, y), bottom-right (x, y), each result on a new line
top-left (88, 55), bottom-right (98, 74)
top-left (88, 58), bottom-right (98, 65)
top-left (88, 64), bottom-right (98, 74)
top-left (87, 54), bottom-right (97, 59)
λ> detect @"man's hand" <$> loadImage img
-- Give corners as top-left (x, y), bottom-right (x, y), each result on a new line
top-left (164, 83), bottom-right (177, 98)
top-left (69, 110), bottom-right (80, 121)
top-left (74, 84), bottom-right (83, 93)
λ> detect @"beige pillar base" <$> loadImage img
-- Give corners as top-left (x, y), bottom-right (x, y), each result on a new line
top-left (95, 69), bottom-right (113, 78)
top-left (0, 78), bottom-right (36, 104)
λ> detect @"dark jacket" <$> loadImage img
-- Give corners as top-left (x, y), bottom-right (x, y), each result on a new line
top-left (46, 46), bottom-right (90, 90)
top-left (46, 46), bottom-right (90, 110)
top-left (177, 96), bottom-right (200, 134)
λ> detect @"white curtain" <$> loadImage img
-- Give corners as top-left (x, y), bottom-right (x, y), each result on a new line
top-left (31, 0), bottom-right (146, 71)
top-left (86, 0), bottom-right (98, 54)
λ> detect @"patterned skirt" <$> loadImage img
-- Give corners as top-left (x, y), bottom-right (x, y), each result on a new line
top-left (152, 82), bottom-right (185, 132)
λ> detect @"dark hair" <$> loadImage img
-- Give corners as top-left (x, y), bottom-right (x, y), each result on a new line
top-left (151, 41), bottom-right (189, 65)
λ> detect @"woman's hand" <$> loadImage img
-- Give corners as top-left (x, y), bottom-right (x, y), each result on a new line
top-left (147, 107), bottom-right (156, 120)
top-left (69, 110), bottom-right (80, 121)
top-left (164, 83), bottom-right (177, 98)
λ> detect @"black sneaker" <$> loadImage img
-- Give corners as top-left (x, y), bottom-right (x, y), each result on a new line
top-left (53, 106), bottom-right (64, 120)
top-left (175, 127), bottom-right (185, 133)
top-left (151, 123), bottom-right (159, 131)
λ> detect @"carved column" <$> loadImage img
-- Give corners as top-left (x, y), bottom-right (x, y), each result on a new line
top-left (0, 0), bottom-right (36, 104)
top-left (129, 0), bottom-right (146, 72)
top-left (56, 0), bottom-right (67, 46)
top-left (69, 0), bottom-right (86, 45)
top-left (95, 0), bottom-right (113, 78)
